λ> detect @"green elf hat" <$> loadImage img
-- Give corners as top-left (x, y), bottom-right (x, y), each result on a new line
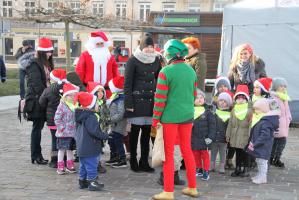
top-left (163, 39), bottom-right (188, 60)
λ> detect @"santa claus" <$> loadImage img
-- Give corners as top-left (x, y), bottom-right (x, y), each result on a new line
top-left (76, 31), bottom-right (119, 98)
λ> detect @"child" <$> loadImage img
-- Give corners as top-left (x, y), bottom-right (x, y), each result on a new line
top-left (54, 83), bottom-right (79, 174)
top-left (270, 78), bottom-right (292, 168)
top-left (252, 77), bottom-right (272, 103)
top-left (87, 82), bottom-right (110, 173)
top-left (212, 76), bottom-right (231, 105)
top-left (105, 76), bottom-right (127, 168)
top-left (39, 68), bottom-right (67, 168)
top-left (226, 84), bottom-right (252, 177)
top-left (192, 89), bottom-right (216, 181)
top-left (246, 98), bottom-right (280, 184)
top-left (75, 92), bottom-right (109, 191)
top-left (210, 90), bottom-right (233, 174)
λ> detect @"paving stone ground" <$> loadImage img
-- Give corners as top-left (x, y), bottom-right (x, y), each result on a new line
top-left (0, 108), bottom-right (298, 200)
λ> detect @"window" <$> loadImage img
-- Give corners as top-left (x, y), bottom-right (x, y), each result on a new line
top-left (25, 1), bottom-right (36, 16)
top-left (5, 38), bottom-right (13, 55)
top-left (2, 1), bottom-right (13, 17)
top-left (92, 2), bottom-right (104, 18)
top-left (51, 40), bottom-right (58, 57)
top-left (70, 1), bottom-right (81, 14)
top-left (188, 3), bottom-right (200, 12)
top-left (116, 3), bottom-right (126, 20)
top-left (139, 4), bottom-right (150, 22)
top-left (213, 2), bottom-right (226, 12)
top-left (48, 1), bottom-right (58, 13)
top-left (71, 41), bottom-right (81, 57)
top-left (163, 3), bottom-right (175, 12)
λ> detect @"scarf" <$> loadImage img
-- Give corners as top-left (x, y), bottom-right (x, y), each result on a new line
top-left (216, 109), bottom-right (231, 122)
top-left (234, 103), bottom-right (249, 121)
top-left (251, 112), bottom-right (265, 128)
top-left (252, 95), bottom-right (264, 104)
top-left (64, 99), bottom-right (78, 112)
top-left (133, 46), bottom-right (157, 64)
top-left (194, 106), bottom-right (205, 119)
top-left (276, 91), bottom-right (291, 101)
top-left (237, 61), bottom-right (255, 83)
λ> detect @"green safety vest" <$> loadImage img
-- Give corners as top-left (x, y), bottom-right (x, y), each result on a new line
top-left (276, 92), bottom-right (290, 101)
top-left (234, 103), bottom-right (249, 121)
top-left (251, 113), bottom-right (265, 128)
top-left (194, 106), bottom-right (205, 119)
top-left (216, 109), bottom-right (231, 122)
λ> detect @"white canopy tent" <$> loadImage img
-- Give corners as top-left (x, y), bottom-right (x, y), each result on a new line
top-left (218, 0), bottom-right (299, 100)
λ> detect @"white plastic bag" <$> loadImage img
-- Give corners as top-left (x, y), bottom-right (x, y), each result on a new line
top-left (151, 124), bottom-right (165, 168)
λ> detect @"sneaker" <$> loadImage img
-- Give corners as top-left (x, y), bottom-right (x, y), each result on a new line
top-left (66, 160), bottom-right (76, 173)
top-left (112, 159), bottom-right (128, 168)
top-left (105, 157), bottom-right (119, 166)
top-left (56, 161), bottom-right (66, 175)
top-left (196, 168), bottom-right (203, 177)
top-left (88, 180), bottom-right (104, 191)
top-left (201, 171), bottom-right (210, 181)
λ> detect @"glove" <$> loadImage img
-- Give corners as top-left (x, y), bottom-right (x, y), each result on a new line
top-left (1, 79), bottom-right (5, 83)
top-left (152, 118), bottom-right (160, 128)
top-left (205, 138), bottom-right (212, 145)
top-left (248, 142), bottom-right (254, 151)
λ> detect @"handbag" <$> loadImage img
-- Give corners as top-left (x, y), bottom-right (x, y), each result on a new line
top-left (151, 124), bottom-right (165, 168)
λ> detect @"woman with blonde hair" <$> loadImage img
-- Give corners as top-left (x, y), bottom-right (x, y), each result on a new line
top-left (228, 43), bottom-right (267, 94)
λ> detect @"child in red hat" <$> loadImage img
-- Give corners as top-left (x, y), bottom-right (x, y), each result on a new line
top-left (252, 77), bottom-right (272, 103)
top-left (74, 92), bottom-right (109, 191)
top-left (226, 84), bottom-right (252, 178)
top-left (54, 83), bottom-right (79, 175)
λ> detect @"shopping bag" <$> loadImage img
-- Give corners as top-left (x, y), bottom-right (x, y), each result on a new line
top-left (151, 124), bottom-right (165, 168)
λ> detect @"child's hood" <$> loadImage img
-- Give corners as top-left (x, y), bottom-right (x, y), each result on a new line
top-left (75, 109), bottom-right (94, 124)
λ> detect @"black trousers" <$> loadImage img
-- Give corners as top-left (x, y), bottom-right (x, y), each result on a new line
top-left (129, 124), bottom-right (151, 163)
top-left (235, 148), bottom-right (249, 167)
top-left (227, 143), bottom-right (235, 160)
top-left (271, 137), bottom-right (287, 158)
top-left (31, 118), bottom-right (45, 159)
top-left (50, 129), bottom-right (58, 152)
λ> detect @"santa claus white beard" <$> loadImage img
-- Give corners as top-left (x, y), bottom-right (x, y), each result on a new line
top-left (88, 46), bottom-right (111, 85)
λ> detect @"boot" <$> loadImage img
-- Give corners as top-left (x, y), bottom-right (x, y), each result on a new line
top-left (56, 161), bottom-right (66, 175)
top-left (130, 157), bottom-right (140, 172)
top-left (174, 171), bottom-right (185, 185)
top-left (274, 158), bottom-right (285, 168)
top-left (66, 160), bottom-right (76, 173)
top-left (182, 187), bottom-right (200, 198)
top-left (152, 191), bottom-right (174, 200)
top-left (79, 179), bottom-right (88, 189)
top-left (252, 175), bottom-right (267, 184)
top-left (219, 163), bottom-right (225, 174)
top-left (139, 160), bottom-right (155, 173)
top-left (157, 171), bottom-right (163, 186)
top-left (88, 179), bottom-right (104, 191)
top-left (48, 152), bottom-right (58, 168)
top-left (239, 167), bottom-right (250, 177)
top-left (231, 166), bottom-right (241, 177)
top-left (269, 157), bottom-right (274, 165)
top-left (225, 159), bottom-right (234, 170)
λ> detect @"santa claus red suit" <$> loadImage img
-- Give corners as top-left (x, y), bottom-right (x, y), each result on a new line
top-left (76, 31), bottom-right (119, 98)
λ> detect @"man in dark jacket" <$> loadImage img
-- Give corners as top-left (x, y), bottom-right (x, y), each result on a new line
top-left (15, 40), bottom-right (35, 99)
top-left (0, 57), bottom-right (6, 83)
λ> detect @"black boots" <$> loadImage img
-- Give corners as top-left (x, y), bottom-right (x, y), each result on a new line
top-left (48, 151), bottom-right (58, 168)
top-left (32, 156), bottom-right (48, 165)
top-left (157, 171), bottom-right (186, 186)
top-left (130, 157), bottom-right (140, 172)
top-left (87, 179), bottom-right (104, 191)
top-left (139, 160), bottom-right (155, 173)
top-left (231, 166), bottom-right (242, 177)
top-left (273, 157), bottom-right (285, 168)
top-left (239, 167), bottom-right (250, 177)
top-left (79, 179), bottom-right (89, 189)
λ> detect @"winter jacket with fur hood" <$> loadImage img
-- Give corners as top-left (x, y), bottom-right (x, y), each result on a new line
top-left (15, 47), bottom-right (35, 70)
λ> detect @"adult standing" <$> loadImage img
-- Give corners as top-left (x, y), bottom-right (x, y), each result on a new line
top-left (76, 31), bottom-right (119, 98)
top-left (15, 40), bottom-right (35, 99)
top-left (182, 37), bottom-right (207, 91)
top-left (124, 34), bottom-right (162, 173)
top-left (23, 37), bottom-right (54, 165)
top-left (228, 43), bottom-right (267, 94)
top-left (152, 39), bottom-right (199, 200)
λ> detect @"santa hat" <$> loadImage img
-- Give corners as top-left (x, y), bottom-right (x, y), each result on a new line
top-left (214, 76), bottom-right (231, 93)
top-left (234, 84), bottom-right (250, 101)
top-left (50, 69), bottom-right (67, 84)
top-left (89, 31), bottom-right (110, 47)
top-left (75, 92), bottom-right (97, 109)
top-left (86, 82), bottom-right (105, 95)
top-left (218, 90), bottom-right (234, 107)
top-left (109, 76), bottom-right (124, 93)
top-left (254, 77), bottom-right (272, 93)
top-left (63, 83), bottom-right (79, 97)
top-left (37, 37), bottom-right (53, 51)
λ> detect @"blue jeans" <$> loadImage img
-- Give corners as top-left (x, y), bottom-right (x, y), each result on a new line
top-left (79, 155), bottom-right (99, 180)
top-left (19, 69), bottom-right (26, 99)
top-left (108, 131), bottom-right (125, 159)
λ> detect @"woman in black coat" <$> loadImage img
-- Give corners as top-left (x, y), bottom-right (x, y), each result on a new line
top-left (23, 37), bottom-right (54, 165)
top-left (124, 34), bottom-right (162, 172)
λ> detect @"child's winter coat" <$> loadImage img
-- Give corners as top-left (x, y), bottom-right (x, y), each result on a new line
top-left (214, 108), bottom-right (231, 143)
top-left (109, 93), bottom-right (127, 135)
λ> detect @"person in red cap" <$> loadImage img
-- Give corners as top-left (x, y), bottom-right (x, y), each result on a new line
top-left (252, 77), bottom-right (272, 103)
top-left (74, 92), bottom-right (109, 191)
top-left (54, 83), bottom-right (79, 175)
top-left (76, 31), bottom-right (119, 98)
top-left (39, 68), bottom-right (67, 168)
top-left (23, 37), bottom-right (54, 165)
top-left (226, 84), bottom-right (252, 178)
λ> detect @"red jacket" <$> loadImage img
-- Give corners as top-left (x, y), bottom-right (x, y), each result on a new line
top-left (76, 51), bottom-right (119, 97)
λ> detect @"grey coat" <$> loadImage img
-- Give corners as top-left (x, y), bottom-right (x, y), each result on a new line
top-left (109, 94), bottom-right (127, 135)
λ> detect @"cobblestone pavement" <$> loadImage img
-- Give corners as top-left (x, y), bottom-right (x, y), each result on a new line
top-left (0, 108), bottom-right (298, 200)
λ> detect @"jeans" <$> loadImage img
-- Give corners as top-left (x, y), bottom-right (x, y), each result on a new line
top-left (79, 155), bottom-right (99, 180)
top-left (50, 129), bottom-right (57, 152)
top-left (108, 131), bottom-right (125, 159)
top-left (19, 69), bottom-right (26, 99)
top-left (211, 142), bottom-right (227, 164)
top-left (271, 137), bottom-right (287, 158)
top-left (31, 118), bottom-right (45, 159)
